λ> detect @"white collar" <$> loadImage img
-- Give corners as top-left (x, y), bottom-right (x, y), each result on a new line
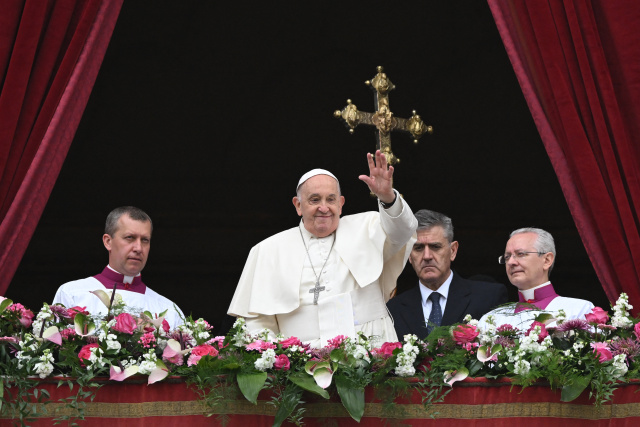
top-left (418, 270), bottom-right (453, 304)
top-left (519, 281), bottom-right (551, 300)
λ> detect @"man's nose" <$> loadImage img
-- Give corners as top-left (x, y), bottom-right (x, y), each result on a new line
top-left (422, 248), bottom-right (433, 260)
top-left (132, 239), bottom-right (142, 251)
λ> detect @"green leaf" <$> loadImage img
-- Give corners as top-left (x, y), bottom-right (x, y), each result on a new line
top-left (288, 372), bottom-right (330, 399)
top-left (273, 384), bottom-right (303, 427)
top-left (236, 372), bottom-right (267, 404)
top-left (0, 298), bottom-right (12, 313)
top-left (561, 374), bottom-right (592, 402)
top-left (335, 375), bottom-right (365, 422)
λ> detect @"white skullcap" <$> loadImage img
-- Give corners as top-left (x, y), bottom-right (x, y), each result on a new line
top-left (296, 169), bottom-right (338, 192)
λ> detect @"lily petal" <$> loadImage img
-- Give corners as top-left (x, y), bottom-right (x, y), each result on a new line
top-left (148, 360), bottom-right (169, 384)
top-left (110, 365), bottom-right (139, 381)
top-left (42, 326), bottom-right (62, 346)
top-left (444, 367), bottom-right (469, 386)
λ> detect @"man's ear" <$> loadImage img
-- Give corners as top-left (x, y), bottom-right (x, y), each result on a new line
top-left (292, 197), bottom-right (302, 216)
top-left (103, 234), bottom-right (112, 251)
top-left (450, 241), bottom-right (459, 262)
top-left (543, 252), bottom-right (554, 272)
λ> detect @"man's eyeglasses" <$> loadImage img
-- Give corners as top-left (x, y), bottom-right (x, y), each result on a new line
top-left (498, 251), bottom-right (545, 264)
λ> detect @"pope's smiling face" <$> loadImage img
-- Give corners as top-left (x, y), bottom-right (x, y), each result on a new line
top-left (103, 214), bottom-right (152, 276)
top-left (293, 174), bottom-right (345, 238)
top-left (408, 226), bottom-right (458, 291)
top-left (504, 232), bottom-right (553, 290)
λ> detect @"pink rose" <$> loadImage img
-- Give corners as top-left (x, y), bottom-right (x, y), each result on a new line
top-left (67, 306), bottom-right (89, 321)
top-left (591, 342), bottom-right (613, 363)
top-left (187, 344), bottom-right (219, 366)
top-left (378, 342), bottom-right (402, 358)
top-left (9, 303), bottom-right (34, 328)
top-left (585, 307), bottom-right (610, 325)
top-left (452, 324), bottom-right (479, 345)
top-left (162, 319), bottom-right (171, 333)
top-left (526, 321), bottom-right (549, 343)
top-left (78, 343), bottom-right (100, 366)
top-left (112, 313), bottom-right (137, 334)
top-left (279, 336), bottom-right (302, 349)
top-left (634, 322), bottom-right (640, 341)
top-left (274, 354), bottom-right (290, 371)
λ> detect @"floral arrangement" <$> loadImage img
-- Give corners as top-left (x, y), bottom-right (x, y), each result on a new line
top-left (1, 292), bottom-right (640, 426)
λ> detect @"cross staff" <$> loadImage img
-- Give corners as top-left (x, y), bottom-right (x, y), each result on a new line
top-left (334, 66), bottom-right (433, 165)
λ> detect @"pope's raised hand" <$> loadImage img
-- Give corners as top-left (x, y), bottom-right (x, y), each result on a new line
top-left (358, 150), bottom-right (396, 204)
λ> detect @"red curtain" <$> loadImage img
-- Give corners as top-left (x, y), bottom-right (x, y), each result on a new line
top-left (0, 0), bottom-right (123, 295)
top-left (488, 0), bottom-right (640, 313)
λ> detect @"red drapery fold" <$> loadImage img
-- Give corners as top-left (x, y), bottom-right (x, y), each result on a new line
top-left (488, 0), bottom-right (640, 313)
top-left (0, 0), bottom-right (123, 295)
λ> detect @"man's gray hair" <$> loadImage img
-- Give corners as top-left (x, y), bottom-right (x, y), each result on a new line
top-left (105, 206), bottom-right (153, 236)
top-left (510, 227), bottom-right (556, 272)
top-left (414, 209), bottom-right (454, 243)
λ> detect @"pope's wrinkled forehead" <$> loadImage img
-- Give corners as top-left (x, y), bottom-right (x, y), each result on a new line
top-left (296, 168), bottom-right (339, 192)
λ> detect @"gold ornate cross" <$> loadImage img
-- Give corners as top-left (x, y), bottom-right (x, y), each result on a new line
top-left (334, 66), bottom-right (433, 165)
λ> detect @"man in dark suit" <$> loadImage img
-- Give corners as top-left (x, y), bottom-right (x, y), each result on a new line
top-left (387, 209), bottom-right (508, 339)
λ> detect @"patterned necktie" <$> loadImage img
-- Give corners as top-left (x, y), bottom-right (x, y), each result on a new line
top-left (427, 292), bottom-right (443, 335)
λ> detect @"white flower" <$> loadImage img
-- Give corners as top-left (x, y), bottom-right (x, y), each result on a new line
top-left (254, 348), bottom-right (276, 371)
top-left (106, 338), bottom-right (121, 352)
top-left (138, 351), bottom-right (158, 375)
top-left (610, 354), bottom-right (628, 378)
top-left (514, 359), bottom-right (531, 376)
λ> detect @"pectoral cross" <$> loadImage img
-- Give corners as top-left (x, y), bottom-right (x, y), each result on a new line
top-left (309, 281), bottom-right (326, 305)
top-left (334, 66), bottom-right (433, 165)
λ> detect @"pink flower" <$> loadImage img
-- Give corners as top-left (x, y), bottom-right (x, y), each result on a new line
top-left (591, 342), bottom-right (613, 363)
top-left (634, 322), bottom-right (640, 341)
top-left (245, 340), bottom-right (276, 352)
top-left (274, 354), bottom-right (290, 371)
top-left (60, 327), bottom-right (77, 341)
top-left (526, 321), bottom-right (549, 343)
top-left (67, 306), bottom-right (89, 320)
top-left (8, 303), bottom-right (34, 328)
top-left (452, 324), bottom-right (479, 345)
top-left (187, 344), bottom-right (219, 366)
top-left (374, 341), bottom-right (402, 358)
top-left (279, 336), bottom-right (302, 349)
top-left (0, 337), bottom-right (19, 344)
top-left (326, 335), bottom-right (347, 348)
top-left (112, 313), bottom-right (137, 334)
top-left (78, 343), bottom-right (100, 366)
top-left (162, 319), bottom-right (171, 333)
top-left (585, 307), bottom-right (609, 325)
top-left (138, 331), bottom-right (157, 348)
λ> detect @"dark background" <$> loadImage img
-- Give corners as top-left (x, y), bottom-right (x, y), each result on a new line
top-left (7, 1), bottom-right (608, 332)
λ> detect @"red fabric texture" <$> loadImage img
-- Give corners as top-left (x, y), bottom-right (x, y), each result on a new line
top-left (17, 377), bottom-right (640, 426)
top-left (488, 1), bottom-right (640, 312)
top-left (0, 0), bottom-right (123, 295)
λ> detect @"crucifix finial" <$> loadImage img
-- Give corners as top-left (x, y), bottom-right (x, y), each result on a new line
top-left (334, 66), bottom-right (433, 165)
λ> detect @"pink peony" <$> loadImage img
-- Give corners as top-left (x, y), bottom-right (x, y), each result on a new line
top-left (585, 307), bottom-right (610, 325)
top-left (112, 313), bottom-right (137, 334)
top-left (591, 342), bottom-right (613, 363)
top-left (634, 322), bottom-right (640, 341)
top-left (279, 336), bottom-right (302, 349)
top-left (187, 344), bottom-right (219, 366)
top-left (67, 306), bottom-right (89, 320)
top-left (526, 321), bottom-right (549, 343)
top-left (452, 324), bottom-right (479, 345)
top-left (274, 354), bottom-right (290, 371)
top-left (78, 343), bottom-right (100, 366)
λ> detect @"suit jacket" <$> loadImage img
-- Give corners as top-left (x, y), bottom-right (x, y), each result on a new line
top-left (387, 272), bottom-right (508, 339)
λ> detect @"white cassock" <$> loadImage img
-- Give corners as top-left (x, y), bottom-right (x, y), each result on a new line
top-left (478, 296), bottom-right (594, 332)
top-left (53, 274), bottom-right (185, 328)
top-left (228, 196), bottom-right (417, 348)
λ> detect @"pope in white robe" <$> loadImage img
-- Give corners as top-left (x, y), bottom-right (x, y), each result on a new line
top-left (228, 151), bottom-right (417, 348)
